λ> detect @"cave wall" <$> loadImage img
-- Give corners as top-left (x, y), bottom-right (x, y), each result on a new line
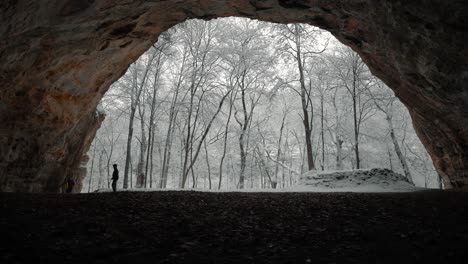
top-left (0, 0), bottom-right (466, 192)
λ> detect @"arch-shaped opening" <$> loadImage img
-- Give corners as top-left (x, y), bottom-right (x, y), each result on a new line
top-left (82, 17), bottom-right (440, 193)
top-left (0, 1), bottom-right (466, 192)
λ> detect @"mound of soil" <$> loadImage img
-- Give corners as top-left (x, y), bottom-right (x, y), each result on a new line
top-left (300, 168), bottom-right (418, 192)
top-left (1, 191), bottom-right (468, 263)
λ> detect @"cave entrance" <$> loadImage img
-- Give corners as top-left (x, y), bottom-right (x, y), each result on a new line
top-left (1, 1), bottom-right (466, 193)
top-left (83, 18), bottom-right (439, 193)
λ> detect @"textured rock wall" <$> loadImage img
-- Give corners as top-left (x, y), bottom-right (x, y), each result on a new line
top-left (0, 0), bottom-right (466, 192)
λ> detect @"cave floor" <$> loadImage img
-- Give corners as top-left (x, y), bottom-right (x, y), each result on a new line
top-left (1, 191), bottom-right (468, 263)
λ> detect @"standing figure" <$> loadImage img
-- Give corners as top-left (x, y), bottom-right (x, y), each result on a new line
top-left (111, 164), bottom-right (119, 192)
top-left (63, 177), bottom-right (75, 193)
top-left (66, 178), bottom-right (75, 193)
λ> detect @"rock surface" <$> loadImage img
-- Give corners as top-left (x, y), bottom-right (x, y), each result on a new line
top-left (0, 0), bottom-right (467, 192)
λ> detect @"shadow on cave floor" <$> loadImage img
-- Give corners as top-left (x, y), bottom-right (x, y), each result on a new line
top-left (1, 191), bottom-right (468, 263)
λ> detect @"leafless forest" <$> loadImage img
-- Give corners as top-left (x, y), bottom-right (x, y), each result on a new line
top-left (83, 18), bottom-right (440, 192)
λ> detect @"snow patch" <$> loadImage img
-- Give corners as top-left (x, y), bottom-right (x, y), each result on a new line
top-left (298, 168), bottom-right (421, 192)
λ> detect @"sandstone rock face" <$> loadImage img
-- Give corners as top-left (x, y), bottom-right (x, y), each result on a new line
top-left (0, 0), bottom-right (466, 192)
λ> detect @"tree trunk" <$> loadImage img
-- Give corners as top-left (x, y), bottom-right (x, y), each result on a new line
top-left (181, 89), bottom-right (195, 188)
top-left (98, 150), bottom-right (104, 190)
top-left (160, 50), bottom-right (187, 189)
top-left (387, 143), bottom-right (394, 171)
top-left (87, 143), bottom-right (96, 193)
top-left (386, 111), bottom-right (413, 183)
top-left (149, 127), bottom-right (156, 188)
top-left (335, 136), bottom-right (344, 170)
top-left (218, 92), bottom-right (235, 189)
top-left (181, 90), bottom-right (231, 188)
top-left (238, 73), bottom-right (249, 190)
top-left (123, 108), bottom-right (136, 189)
top-left (160, 119), bottom-right (174, 188)
top-left (137, 103), bottom-right (147, 188)
top-left (256, 147), bottom-right (275, 188)
top-left (331, 90), bottom-right (344, 170)
top-left (204, 140), bottom-right (212, 190)
top-left (106, 145), bottom-right (114, 189)
top-left (352, 72), bottom-right (360, 169)
top-left (145, 53), bottom-right (164, 189)
top-left (123, 54), bottom-right (156, 189)
top-left (130, 155), bottom-right (133, 188)
top-left (274, 111), bottom-right (287, 181)
top-left (438, 174), bottom-right (443, 189)
top-left (320, 94), bottom-right (325, 171)
top-left (294, 24), bottom-right (315, 171)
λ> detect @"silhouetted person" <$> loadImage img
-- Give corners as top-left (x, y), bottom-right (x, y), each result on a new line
top-left (111, 164), bottom-right (119, 192)
top-left (65, 178), bottom-right (75, 193)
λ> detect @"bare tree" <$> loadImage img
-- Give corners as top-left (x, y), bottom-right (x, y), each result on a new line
top-left (160, 44), bottom-right (189, 188)
top-left (122, 48), bottom-right (159, 189)
top-left (369, 81), bottom-right (413, 183)
top-left (274, 102), bottom-right (290, 181)
top-left (274, 24), bottom-right (328, 171)
top-left (218, 88), bottom-right (237, 189)
top-left (329, 47), bottom-right (375, 169)
top-left (181, 90), bottom-right (232, 188)
top-left (179, 20), bottom-right (221, 188)
top-left (144, 36), bottom-right (172, 188)
top-left (87, 143), bottom-right (96, 193)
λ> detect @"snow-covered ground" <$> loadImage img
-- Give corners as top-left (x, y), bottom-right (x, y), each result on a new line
top-left (91, 168), bottom-right (422, 193)
top-left (297, 168), bottom-right (422, 192)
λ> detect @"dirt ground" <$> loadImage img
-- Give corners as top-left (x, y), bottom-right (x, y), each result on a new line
top-left (1, 190), bottom-right (468, 263)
